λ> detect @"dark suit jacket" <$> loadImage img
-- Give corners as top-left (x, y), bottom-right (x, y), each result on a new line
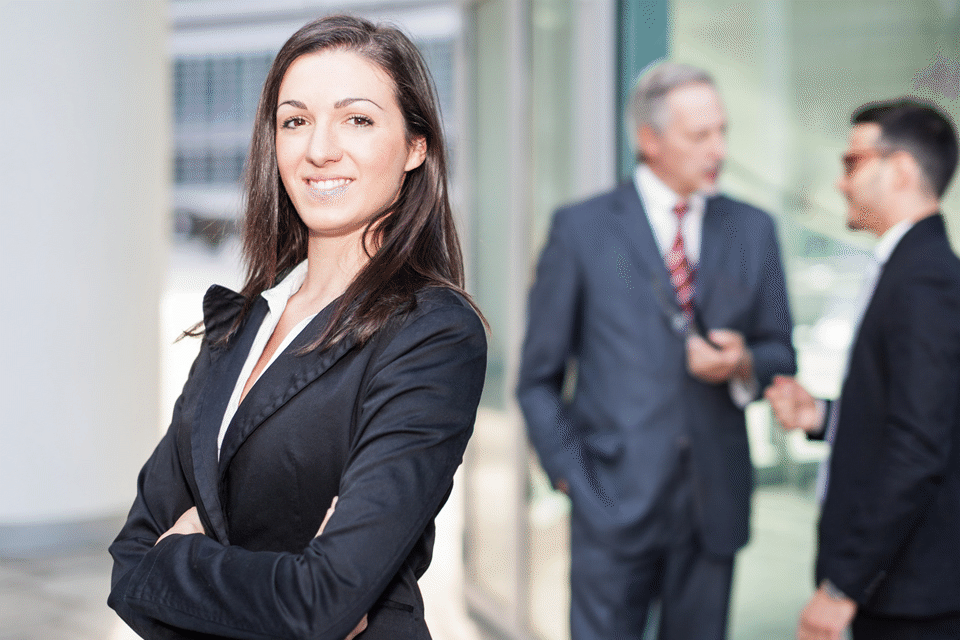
top-left (517, 182), bottom-right (795, 557)
top-left (817, 214), bottom-right (960, 617)
top-left (108, 285), bottom-right (487, 639)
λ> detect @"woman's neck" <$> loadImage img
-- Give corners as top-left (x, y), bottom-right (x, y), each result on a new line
top-left (295, 230), bottom-right (372, 313)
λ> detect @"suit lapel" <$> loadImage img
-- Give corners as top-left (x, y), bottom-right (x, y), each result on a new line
top-left (217, 305), bottom-right (358, 480)
top-left (860, 214), bottom-right (944, 329)
top-left (190, 297), bottom-right (267, 543)
top-left (611, 183), bottom-right (685, 330)
top-left (695, 196), bottom-right (728, 315)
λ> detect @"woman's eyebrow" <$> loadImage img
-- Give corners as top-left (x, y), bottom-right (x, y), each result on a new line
top-left (276, 97), bottom-right (383, 111)
top-left (334, 97), bottom-right (383, 110)
top-left (277, 99), bottom-right (307, 110)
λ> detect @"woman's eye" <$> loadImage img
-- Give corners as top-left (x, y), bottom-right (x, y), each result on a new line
top-left (280, 116), bottom-right (307, 129)
top-left (347, 115), bottom-right (373, 127)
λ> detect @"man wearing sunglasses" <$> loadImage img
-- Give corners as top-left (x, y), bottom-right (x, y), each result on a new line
top-left (766, 99), bottom-right (960, 640)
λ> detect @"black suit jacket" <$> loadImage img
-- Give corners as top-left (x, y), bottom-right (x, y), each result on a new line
top-left (517, 182), bottom-right (795, 557)
top-left (817, 214), bottom-right (960, 617)
top-left (108, 285), bottom-right (487, 639)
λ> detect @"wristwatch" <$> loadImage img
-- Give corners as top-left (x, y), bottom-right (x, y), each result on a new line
top-left (820, 578), bottom-right (849, 601)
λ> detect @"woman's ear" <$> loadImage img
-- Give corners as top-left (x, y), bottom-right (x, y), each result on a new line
top-left (404, 136), bottom-right (427, 172)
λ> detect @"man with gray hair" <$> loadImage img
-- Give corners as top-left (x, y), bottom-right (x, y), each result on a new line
top-left (517, 61), bottom-right (795, 639)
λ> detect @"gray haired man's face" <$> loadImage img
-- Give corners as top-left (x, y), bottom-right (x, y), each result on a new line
top-left (638, 83), bottom-right (727, 198)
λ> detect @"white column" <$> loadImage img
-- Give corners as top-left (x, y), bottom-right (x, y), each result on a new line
top-left (0, 0), bottom-right (168, 538)
top-left (572, 0), bottom-right (618, 199)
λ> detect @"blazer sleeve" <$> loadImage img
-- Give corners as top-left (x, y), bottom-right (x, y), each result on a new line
top-left (108, 349), bottom-right (212, 639)
top-left (516, 208), bottom-right (582, 486)
top-left (110, 302), bottom-right (487, 640)
top-left (745, 218), bottom-right (796, 388)
top-left (819, 269), bottom-right (960, 602)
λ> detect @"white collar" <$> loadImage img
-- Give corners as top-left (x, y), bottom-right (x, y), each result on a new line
top-left (874, 220), bottom-right (913, 265)
top-left (261, 260), bottom-right (309, 313)
top-left (634, 164), bottom-right (707, 215)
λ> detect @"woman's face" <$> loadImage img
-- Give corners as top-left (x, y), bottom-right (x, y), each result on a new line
top-left (275, 49), bottom-right (426, 241)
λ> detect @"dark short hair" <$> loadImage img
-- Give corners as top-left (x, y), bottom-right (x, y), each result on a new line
top-left (852, 98), bottom-right (959, 197)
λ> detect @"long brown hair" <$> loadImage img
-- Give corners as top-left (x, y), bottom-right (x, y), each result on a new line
top-left (216, 14), bottom-right (479, 350)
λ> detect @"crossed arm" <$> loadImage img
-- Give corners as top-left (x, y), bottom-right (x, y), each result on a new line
top-left (109, 305), bottom-right (486, 640)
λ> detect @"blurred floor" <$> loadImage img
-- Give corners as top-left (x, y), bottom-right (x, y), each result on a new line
top-left (0, 484), bottom-right (818, 640)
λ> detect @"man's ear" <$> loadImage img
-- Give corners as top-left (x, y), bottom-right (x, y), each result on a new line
top-left (891, 150), bottom-right (928, 195)
top-left (896, 151), bottom-right (940, 200)
top-left (637, 125), bottom-right (659, 162)
top-left (405, 136), bottom-right (427, 172)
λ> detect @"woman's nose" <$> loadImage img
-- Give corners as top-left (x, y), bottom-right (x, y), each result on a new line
top-left (305, 124), bottom-right (342, 166)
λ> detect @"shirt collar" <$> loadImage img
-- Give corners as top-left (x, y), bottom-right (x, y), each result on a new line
top-left (261, 260), bottom-right (308, 314)
top-left (634, 163), bottom-right (706, 215)
top-left (874, 220), bottom-right (913, 265)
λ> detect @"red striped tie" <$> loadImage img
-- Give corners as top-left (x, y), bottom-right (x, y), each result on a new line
top-left (665, 200), bottom-right (694, 323)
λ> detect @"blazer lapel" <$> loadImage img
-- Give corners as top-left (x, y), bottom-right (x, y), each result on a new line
top-left (694, 196), bottom-right (728, 318)
top-left (217, 306), bottom-right (359, 480)
top-left (190, 295), bottom-right (267, 543)
top-left (611, 183), bottom-right (686, 332)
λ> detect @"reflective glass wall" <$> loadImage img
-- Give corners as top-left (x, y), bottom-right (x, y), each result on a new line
top-left (463, 2), bottom-right (617, 638)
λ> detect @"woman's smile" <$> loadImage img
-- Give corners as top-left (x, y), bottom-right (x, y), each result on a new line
top-left (305, 177), bottom-right (352, 202)
top-left (275, 49), bottom-right (426, 239)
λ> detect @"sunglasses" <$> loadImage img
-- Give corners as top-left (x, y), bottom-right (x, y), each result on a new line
top-left (841, 149), bottom-right (893, 176)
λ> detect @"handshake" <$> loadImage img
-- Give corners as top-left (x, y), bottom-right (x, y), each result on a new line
top-left (763, 374), bottom-right (827, 435)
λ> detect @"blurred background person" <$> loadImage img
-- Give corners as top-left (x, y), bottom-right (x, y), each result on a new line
top-left (108, 15), bottom-right (486, 640)
top-left (766, 98), bottom-right (960, 640)
top-left (516, 62), bottom-right (795, 640)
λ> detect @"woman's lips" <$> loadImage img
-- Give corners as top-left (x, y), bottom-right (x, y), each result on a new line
top-left (306, 177), bottom-right (352, 202)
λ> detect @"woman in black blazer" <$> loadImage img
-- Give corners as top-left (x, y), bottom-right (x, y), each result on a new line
top-left (108, 15), bottom-right (487, 640)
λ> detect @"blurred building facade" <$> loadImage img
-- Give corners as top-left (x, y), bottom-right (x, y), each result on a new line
top-left (4, 1), bottom-right (960, 639)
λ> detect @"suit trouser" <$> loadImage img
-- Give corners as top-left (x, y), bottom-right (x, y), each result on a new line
top-left (852, 611), bottom-right (960, 640)
top-left (568, 447), bottom-right (735, 640)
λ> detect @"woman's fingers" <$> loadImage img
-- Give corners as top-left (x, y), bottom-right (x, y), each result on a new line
top-left (156, 506), bottom-right (204, 545)
top-left (344, 614), bottom-right (368, 640)
top-left (316, 496), bottom-right (338, 537)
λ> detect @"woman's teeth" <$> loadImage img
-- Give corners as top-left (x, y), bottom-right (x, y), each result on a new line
top-left (307, 178), bottom-right (351, 201)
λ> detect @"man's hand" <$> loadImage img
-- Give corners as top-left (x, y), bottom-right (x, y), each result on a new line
top-left (156, 506), bottom-right (205, 545)
top-left (316, 497), bottom-right (368, 640)
top-left (686, 329), bottom-right (752, 384)
top-left (796, 584), bottom-right (857, 640)
top-left (764, 375), bottom-right (825, 434)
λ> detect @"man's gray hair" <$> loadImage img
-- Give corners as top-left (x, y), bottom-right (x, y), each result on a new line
top-left (628, 62), bottom-right (715, 132)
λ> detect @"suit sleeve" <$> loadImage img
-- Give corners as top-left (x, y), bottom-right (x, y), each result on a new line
top-left (819, 270), bottom-right (960, 602)
top-left (111, 303), bottom-right (487, 640)
top-left (108, 358), bottom-right (209, 639)
top-left (745, 218), bottom-right (796, 388)
top-left (516, 209), bottom-right (582, 486)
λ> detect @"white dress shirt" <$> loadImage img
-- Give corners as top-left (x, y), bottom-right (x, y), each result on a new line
top-left (633, 164), bottom-right (756, 407)
top-left (634, 164), bottom-right (705, 264)
top-left (217, 261), bottom-right (317, 456)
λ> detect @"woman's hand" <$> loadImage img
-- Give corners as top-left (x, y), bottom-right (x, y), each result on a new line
top-left (156, 506), bottom-right (205, 545)
top-left (317, 497), bottom-right (369, 640)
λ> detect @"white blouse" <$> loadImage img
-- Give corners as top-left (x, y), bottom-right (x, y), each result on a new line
top-left (216, 261), bottom-right (317, 456)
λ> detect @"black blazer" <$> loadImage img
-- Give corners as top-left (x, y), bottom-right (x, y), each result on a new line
top-left (108, 285), bottom-right (487, 639)
top-left (517, 182), bottom-right (795, 557)
top-left (817, 214), bottom-right (960, 618)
